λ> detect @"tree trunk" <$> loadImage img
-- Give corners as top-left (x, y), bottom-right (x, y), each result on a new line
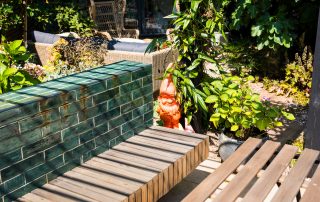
top-left (305, 8), bottom-right (320, 150)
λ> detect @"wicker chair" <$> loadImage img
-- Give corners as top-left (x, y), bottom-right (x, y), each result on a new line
top-left (89, 0), bottom-right (139, 38)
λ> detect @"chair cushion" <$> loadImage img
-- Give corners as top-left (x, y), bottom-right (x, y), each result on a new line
top-left (31, 31), bottom-right (61, 44)
top-left (108, 40), bottom-right (150, 53)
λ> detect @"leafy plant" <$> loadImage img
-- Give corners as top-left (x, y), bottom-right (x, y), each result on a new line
top-left (204, 74), bottom-right (295, 140)
top-left (0, 1), bottom-right (22, 37)
top-left (0, 37), bottom-right (40, 93)
top-left (55, 5), bottom-right (95, 37)
top-left (263, 46), bottom-right (313, 106)
top-left (165, 0), bottom-right (226, 132)
top-left (49, 37), bottom-right (108, 77)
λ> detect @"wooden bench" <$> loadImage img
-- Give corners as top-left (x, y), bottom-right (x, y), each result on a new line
top-left (19, 126), bottom-right (209, 202)
top-left (183, 137), bottom-right (320, 202)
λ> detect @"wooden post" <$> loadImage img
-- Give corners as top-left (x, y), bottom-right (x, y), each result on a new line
top-left (305, 8), bottom-right (320, 149)
top-left (23, 0), bottom-right (28, 47)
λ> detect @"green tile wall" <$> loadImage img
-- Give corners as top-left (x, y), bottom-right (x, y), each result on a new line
top-left (0, 61), bottom-right (153, 201)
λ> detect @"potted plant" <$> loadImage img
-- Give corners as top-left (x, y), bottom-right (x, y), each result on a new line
top-left (204, 74), bottom-right (295, 161)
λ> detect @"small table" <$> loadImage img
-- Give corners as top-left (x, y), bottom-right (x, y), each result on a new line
top-left (183, 138), bottom-right (320, 202)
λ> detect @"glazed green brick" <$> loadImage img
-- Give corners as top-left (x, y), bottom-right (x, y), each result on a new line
top-left (0, 149), bottom-right (22, 170)
top-left (3, 176), bottom-right (46, 202)
top-left (120, 80), bottom-right (142, 95)
top-left (19, 108), bottom-right (60, 133)
top-left (64, 141), bottom-right (95, 164)
top-left (45, 136), bottom-right (79, 160)
top-left (76, 81), bottom-right (108, 98)
top-left (25, 155), bottom-right (63, 183)
top-left (39, 91), bottom-right (77, 111)
top-left (108, 94), bottom-right (132, 110)
top-left (121, 116), bottom-right (144, 134)
top-left (94, 107), bottom-right (120, 127)
top-left (46, 162), bottom-right (78, 182)
top-left (60, 97), bottom-right (93, 117)
top-left (0, 102), bottom-right (39, 127)
top-left (41, 120), bottom-right (61, 137)
top-left (106, 73), bottom-right (132, 89)
top-left (93, 122), bottom-right (109, 137)
top-left (93, 87), bottom-right (120, 105)
top-left (1, 153), bottom-right (44, 182)
top-left (121, 131), bottom-right (134, 141)
top-left (132, 67), bottom-right (152, 80)
top-left (109, 139), bottom-right (117, 147)
top-left (4, 174), bottom-right (25, 193)
top-left (78, 102), bottom-right (108, 122)
top-left (91, 144), bottom-right (109, 156)
top-left (142, 75), bottom-right (152, 86)
top-left (60, 113), bottom-right (79, 129)
top-left (79, 130), bottom-right (95, 144)
top-left (108, 111), bottom-right (132, 130)
top-left (132, 85), bottom-right (153, 100)
top-left (144, 102), bottom-right (153, 113)
top-left (95, 127), bottom-right (121, 147)
top-left (0, 128), bottom-right (42, 154)
top-left (143, 93), bottom-right (153, 104)
top-left (0, 183), bottom-right (4, 198)
top-left (22, 132), bottom-right (61, 158)
top-left (132, 106), bottom-right (144, 118)
top-left (0, 123), bottom-right (19, 141)
top-left (82, 151), bottom-right (94, 162)
top-left (62, 119), bottom-right (94, 140)
top-left (144, 110), bottom-right (153, 122)
top-left (120, 98), bottom-right (144, 114)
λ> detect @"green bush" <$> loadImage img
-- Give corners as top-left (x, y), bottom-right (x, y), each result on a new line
top-left (204, 74), bottom-right (294, 140)
top-left (263, 46), bottom-right (313, 106)
top-left (0, 37), bottom-right (40, 93)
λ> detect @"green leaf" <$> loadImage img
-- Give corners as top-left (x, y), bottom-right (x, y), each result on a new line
top-left (10, 40), bottom-right (23, 51)
top-left (282, 111), bottom-right (295, 121)
top-left (274, 121), bottom-right (283, 127)
top-left (231, 125), bottom-right (239, 131)
top-left (220, 94), bottom-right (229, 102)
top-left (205, 95), bottom-right (219, 103)
top-left (256, 118), bottom-right (270, 131)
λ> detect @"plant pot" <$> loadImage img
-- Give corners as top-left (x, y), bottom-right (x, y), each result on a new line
top-left (218, 133), bottom-right (243, 162)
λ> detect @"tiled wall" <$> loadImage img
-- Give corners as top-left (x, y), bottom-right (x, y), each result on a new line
top-left (0, 61), bottom-right (153, 201)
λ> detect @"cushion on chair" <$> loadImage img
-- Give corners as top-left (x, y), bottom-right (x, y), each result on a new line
top-left (107, 40), bottom-right (150, 53)
top-left (31, 31), bottom-right (61, 44)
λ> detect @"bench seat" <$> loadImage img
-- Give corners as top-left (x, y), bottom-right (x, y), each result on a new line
top-left (19, 126), bottom-right (209, 202)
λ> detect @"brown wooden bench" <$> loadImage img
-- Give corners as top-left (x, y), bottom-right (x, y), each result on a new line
top-left (19, 126), bottom-right (209, 202)
top-left (183, 137), bottom-right (320, 202)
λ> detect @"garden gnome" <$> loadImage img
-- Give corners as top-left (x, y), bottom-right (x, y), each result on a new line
top-left (157, 63), bottom-right (181, 129)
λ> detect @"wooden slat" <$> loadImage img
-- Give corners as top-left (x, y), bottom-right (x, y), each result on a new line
top-left (20, 193), bottom-right (52, 202)
top-left (182, 138), bottom-right (262, 202)
top-left (49, 178), bottom-right (120, 202)
top-left (150, 126), bottom-right (208, 139)
top-left (243, 144), bottom-right (298, 202)
top-left (213, 140), bottom-right (280, 202)
top-left (301, 165), bottom-right (320, 202)
top-left (271, 148), bottom-right (319, 202)
top-left (32, 183), bottom-right (99, 202)
top-left (59, 170), bottom-right (130, 201)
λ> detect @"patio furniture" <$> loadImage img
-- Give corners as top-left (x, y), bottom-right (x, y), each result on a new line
top-left (19, 126), bottom-right (209, 202)
top-left (89, 0), bottom-right (139, 38)
top-left (183, 137), bottom-right (320, 202)
top-left (29, 41), bottom-right (177, 95)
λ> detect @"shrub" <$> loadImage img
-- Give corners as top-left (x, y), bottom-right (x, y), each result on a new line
top-left (204, 74), bottom-right (294, 140)
top-left (263, 46), bottom-right (313, 106)
top-left (0, 37), bottom-right (40, 93)
top-left (49, 37), bottom-right (108, 77)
